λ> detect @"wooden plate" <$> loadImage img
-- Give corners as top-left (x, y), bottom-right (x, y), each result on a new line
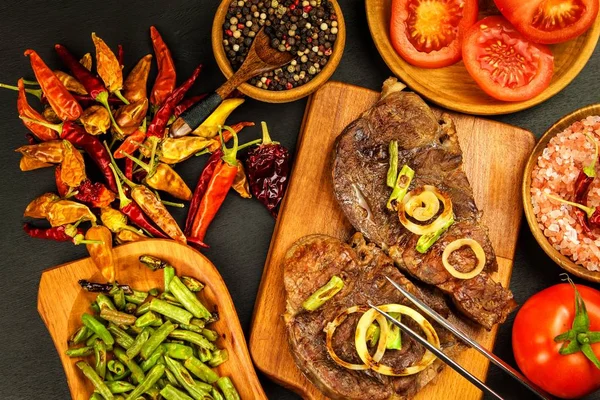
top-left (37, 239), bottom-right (266, 400)
top-left (523, 104), bottom-right (600, 283)
top-left (365, 0), bottom-right (600, 115)
top-left (250, 81), bottom-right (535, 400)
top-left (212, 0), bottom-right (346, 103)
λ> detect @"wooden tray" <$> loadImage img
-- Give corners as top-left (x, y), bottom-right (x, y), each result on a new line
top-left (38, 239), bottom-right (266, 400)
top-left (365, 0), bottom-right (600, 115)
top-left (249, 81), bottom-right (535, 399)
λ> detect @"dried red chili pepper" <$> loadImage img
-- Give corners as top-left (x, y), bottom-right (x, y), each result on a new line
top-left (174, 95), bottom-right (207, 117)
top-left (117, 45), bottom-right (124, 67)
top-left (115, 124), bottom-right (147, 160)
top-left (23, 223), bottom-right (97, 245)
top-left (55, 165), bottom-right (69, 197)
top-left (24, 50), bottom-right (82, 121)
top-left (146, 63), bottom-right (203, 140)
top-left (54, 44), bottom-right (125, 135)
top-left (189, 128), bottom-right (240, 241)
top-left (150, 26), bottom-right (176, 107)
top-left (75, 180), bottom-right (116, 208)
top-left (125, 157), bottom-right (134, 181)
top-left (245, 121), bottom-right (290, 217)
top-left (17, 79), bottom-right (57, 141)
top-left (232, 160), bottom-right (251, 198)
top-left (123, 54), bottom-right (152, 103)
top-left (185, 150), bottom-right (222, 236)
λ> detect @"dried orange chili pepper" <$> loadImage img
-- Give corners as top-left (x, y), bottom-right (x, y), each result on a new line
top-left (91, 33), bottom-right (129, 104)
top-left (46, 199), bottom-right (96, 226)
top-left (80, 53), bottom-right (92, 71)
top-left (24, 193), bottom-right (60, 219)
top-left (24, 49), bottom-right (82, 121)
top-left (80, 105), bottom-right (111, 135)
top-left (17, 79), bottom-right (57, 141)
top-left (123, 54), bottom-right (152, 103)
top-left (20, 155), bottom-right (52, 171)
top-left (15, 140), bottom-right (64, 164)
top-left (85, 225), bottom-right (115, 282)
top-left (115, 229), bottom-right (147, 244)
top-left (114, 98), bottom-right (148, 135)
top-left (232, 160), bottom-right (251, 198)
top-left (61, 140), bottom-right (86, 188)
top-left (114, 120), bottom-right (147, 159)
top-left (150, 26), bottom-right (176, 107)
top-left (53, 70), bottom-right (87, 95)
top-left (159, 136), bottom-right (212, 164)
top-left (189, 128), bottom-right (240, 241)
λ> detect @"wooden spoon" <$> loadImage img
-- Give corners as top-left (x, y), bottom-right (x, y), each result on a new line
top-left (171, 28), bottom-right (294, 137)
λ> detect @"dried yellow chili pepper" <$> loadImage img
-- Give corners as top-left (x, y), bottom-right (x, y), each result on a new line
top-left (15, 140), bottom-right (64, 164)
top-left (80, 105), bottom-right (111, 135)
top-left (91, 32), bottom-right (128, 104)
top-left (53, 70), bottom-right (88, 95)
top-left (24, 193), bottom-right (60, 218)
top-left (191, 98), bottom-right (245, 138)
top-left (61, 140), bottom-right (86, 187)
top-left (46, 200), bottom-right (96, 226)
top-left (114, 98), bottom-right (148, 135)
top-left (159, 136), bottom-right (212, 164)
top-left (20, 155), bottom-right (52, 171)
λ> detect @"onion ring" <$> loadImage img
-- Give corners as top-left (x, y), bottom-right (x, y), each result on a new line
top-left (355, 304), bottom-right (440, 376)
top-left (398, 185), bottom-right (453, 235)
top-left (405, 190), bottom-right (440, 221)
top-left (324, 305), bottom-right (389, 370)
top-left (442, 238), bottom-right (486, 279)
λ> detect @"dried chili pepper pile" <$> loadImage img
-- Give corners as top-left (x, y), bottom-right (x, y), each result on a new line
top-left (4, 26), bottom-right (290, 284)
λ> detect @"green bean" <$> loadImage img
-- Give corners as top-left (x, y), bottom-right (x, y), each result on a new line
top-left (93, 339), bottom-right (107, 379)
top-left (76, 361), bottom-right (114, 400)
top-left (124, 364), bottom-right (165, 400)
top-left (135, 311), bottom-right (162, 328)
top-left (178, 323), bottom-right (202, 333)
top-left (302, 275), bottom-right (344, 311)
top-left (169, 277), bottom-right (211, 320)
top-left (149, 299), bottom-right (192, 325)
top-left (163, 343), bottom-right (194, 360)
top-left (69, 325), bottom-right (93, 344)
top-left (125, 290), bottom-right (148, 305)
top-left (127, 325), bottom-right (143, 336)
top-left (208, 349), bottom-right (228, 367)
top-left (141, 345), bottom-right (165, 372)
top-left (90, 302), bottom-right (101, 313)
top-left (113, 347), bottom-right (145, 385)
top-left (106, 380), bottom-right (135, 394)
top-left (140, 255), bottom-right (169, 270)
top-left (184, 357), bottom-right (219, 384)
top-left (140, 320), bottom-right (176, 360)
top-left (387, 140), bottom-right (399, 187)
top-left (97, 293), bottom-right (116, 311)
top-left (149, 287), bottom-right (160, 297)
top-left (169, 330), bottom-right (215, 351)
top-left (163, 356), bottom-right (210, 400)
top-left (164, 266), bottom-right (175, 293)
top-left (160, 292), bottom-right (182, 306)
top-left (100, 308), bottom-right (137, 326)
top-left (135, 302), bottom-right (152, 316)
top-left (216, 377), bottom-right (240, 400)
top-left (105, 370), bottom-right (114, 381)
top-left (126, 327), bottom-right (153, 359)
top-left (201, 328), bottom-right (218, 342)
top-left (112, 370), bottom-right (131, 382)
top-left (65, 346), bottom-right (93, 357)
top-left (110, 286), bottom-right (127, 310)
top-left (146, 386), bottom-right (161, 400)
top-left (164, 368), bottom-right (181, 388)
top-left (82, 314), bottom-right (114, 347)
top-left (107, 324), bottom-right (135, 349)
top-left (190, 319), bottom-right (206, 329)
top-left (124, 303), bottom-right (137, 314)
top-left (180, 276), bottom-right (204, 293)
top-left (89, 393), bottom-right (104, 400)
top-left (197, 347), bottom-right (212, 363)
top-left (160, 384), bottom-right (195, 400)
top-left (211, 388), bottom-right (225, 400)
top-left (86, 333), bottom-right (99, 347)
top-left (108, 360), bottom-right (126, 375)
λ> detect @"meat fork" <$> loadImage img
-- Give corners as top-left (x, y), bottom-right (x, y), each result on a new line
top-left (368, 276), bottom-right (552, 400)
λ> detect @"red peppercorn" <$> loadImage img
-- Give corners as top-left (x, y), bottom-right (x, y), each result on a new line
top-left (303, 5), bottom-right (312, 12)
top-left (289, 4), bottom-right (296, 10)
top-left (265, 78), bottom-right (272, 86)
top-left (286, 82), bottom-right (293, 90)
top-left (307, 37), bottom-right (312, 43)
top-left (324, 48), bottom-right (333, 56)
top-left (226, 29), bottom-right (233, 36)
top-left (237, 23), bottom-right (245, 29)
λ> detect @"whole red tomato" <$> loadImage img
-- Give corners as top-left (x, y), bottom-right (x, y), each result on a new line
top-left (513, 283), bottom-right (600, 398)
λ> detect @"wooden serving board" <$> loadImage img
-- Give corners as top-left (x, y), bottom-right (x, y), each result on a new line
top-left (250, 81), bottom-right (535, 400)
top-left (38, 239), bottom-right (267, 400)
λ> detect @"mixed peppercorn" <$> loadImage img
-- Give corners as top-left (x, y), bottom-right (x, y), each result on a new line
top-left (223, 0), bottom-right (338, 90)
top-left (4, 26), bottom-right (291, 284)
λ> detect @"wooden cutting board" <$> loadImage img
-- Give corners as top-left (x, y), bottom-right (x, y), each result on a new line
top-left (249, 81), bottom-right (535, 400)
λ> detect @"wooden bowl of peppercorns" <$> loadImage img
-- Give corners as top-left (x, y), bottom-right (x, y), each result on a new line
top-left (212, 0), bottom-right (345, 103)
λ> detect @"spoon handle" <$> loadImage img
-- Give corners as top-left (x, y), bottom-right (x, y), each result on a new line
top-left (170, 92), bottom-right (223, 138)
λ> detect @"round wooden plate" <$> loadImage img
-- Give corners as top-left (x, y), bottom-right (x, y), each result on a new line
top-left (365, 0), bottom-right (600, 115)
top-left (523, 104), bottom-right (600, 283)
top-left (37, 239), bottom-right (267, 400)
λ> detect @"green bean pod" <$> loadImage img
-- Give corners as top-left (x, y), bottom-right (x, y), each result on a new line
top-left (86, 333), bottom-right (99, 347)
top-left (163, 356), bottom-right (210, 400)
top-left (76, 361), bottom-right (114, 400)
top-left (208, 349), bottom-right (229, 368)
top-left (168, 330), bottom-right (215, 351)
top-left (139, 255), bottom-right (169, 270)
top-left (124, 303), bottom-right (137, 314)
top-left (82, 313), bottom-right (114, 347)
top-left (113, 347), bottom-right (145, 385)
top-left (165, 368), bottom-right (181, 388)
top-left (107, 324), bottom-right (135, 349)
top-left (181, 276), bottom-right (204, 292)
top-left (149, 287), bottom-right (160, 297)
top-left (163, 343), bottom-right (194, 360)
top-left (100, 308), bottom-right (137, 326)
top-left (65, 346), bottom-right (94, 357)
top-left (140, 345), bottom-right (165, 372)
top-left (106, 380), bottom-right (136, 394)
top-left (125, 290), bottom-right (148, 305)
top-left (197, 347), bottom-right (212, 363)
top-left (136, 302), bottom-right (152, 316)
top-left (149, 299), bottom-right (192, 325)
top-left (126, 326), bottom-right (153, 359)
top-left (140, 320), bottom-right (176, 360)
top-left (160, 384), bottom-right (194, 400)
top-left (169, 276), bottom-right (211, 319)
top-left (69, 325), bottom-right (93, 344)
top-left (110, 286), bottom-right (127, 310)
top-left (124, 364), bottom-right (165, 400)
top-left (135, 311), bottom-right (162, 328)
top-left (89, 393), bottom-right (105, 400)
top-left (164, 266), bottom-right (175, 293)
top-left (93, 339), bottom-right (107, 379)
top-left (211, 388), bottom-right (225, 400)
top-left (184, 357), bottom-right (219, 384)
top-left (108, 360), bottom-right (126, 375)
top-left (178, 323), bottom-right (202, 333)
top-left (216, 377), bottom-right (240, 400)
top-left (201, 328), bottom-right (218, 342)
top-left (97, 294), bottom-right (117, 311)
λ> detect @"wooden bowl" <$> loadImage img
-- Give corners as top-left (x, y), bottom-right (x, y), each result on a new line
top-left (37, 239), bottom-right (267, 400)
top-left (365, 0), bottom-right (600, 115)
top-left (522, 104), bottom-right (600, 283)
top-left (212, 0), bottom-right (346, 103)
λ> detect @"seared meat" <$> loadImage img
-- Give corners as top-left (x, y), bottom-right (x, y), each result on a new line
top-left (284, 233), bottom-right (463, 400)
top-left (332, 79), bottom-right (516, 329)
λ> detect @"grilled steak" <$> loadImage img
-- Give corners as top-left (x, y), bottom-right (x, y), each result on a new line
top-left (332, 79), bottom-right (516, 329)
top-left (284, 233), bottom-right (463, 400)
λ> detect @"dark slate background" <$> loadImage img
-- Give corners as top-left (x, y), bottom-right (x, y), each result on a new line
top-left (0, 0), bottom-right (598, 399)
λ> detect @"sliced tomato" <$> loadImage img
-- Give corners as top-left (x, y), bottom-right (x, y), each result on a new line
top-left (462, 16), bottom-right (554, 102)
top-left (494, 0), bottom-right (599, 44)
top-left (390, 0), bottom-right (479, 68)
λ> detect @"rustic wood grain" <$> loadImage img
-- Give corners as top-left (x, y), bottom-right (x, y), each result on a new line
top-left (249, 81), bottom-right (535, 400)
top-left (38, 239), bottom-right (267, 400)
top-left (365, 0), bottom-right (600, 115)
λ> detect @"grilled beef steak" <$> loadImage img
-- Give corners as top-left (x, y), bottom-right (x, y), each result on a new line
top-left (332, 79), bottom-right (516, 329)
top-left (284, 233), bottom-right (463, 400)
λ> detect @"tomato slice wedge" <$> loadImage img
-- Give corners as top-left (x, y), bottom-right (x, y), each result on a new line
top-left (494, 0), bottom-right (599, 44)
top-left (390, 0), bottom-right (479, 68)
top-left (462, 16), bottom-right (554, 102)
